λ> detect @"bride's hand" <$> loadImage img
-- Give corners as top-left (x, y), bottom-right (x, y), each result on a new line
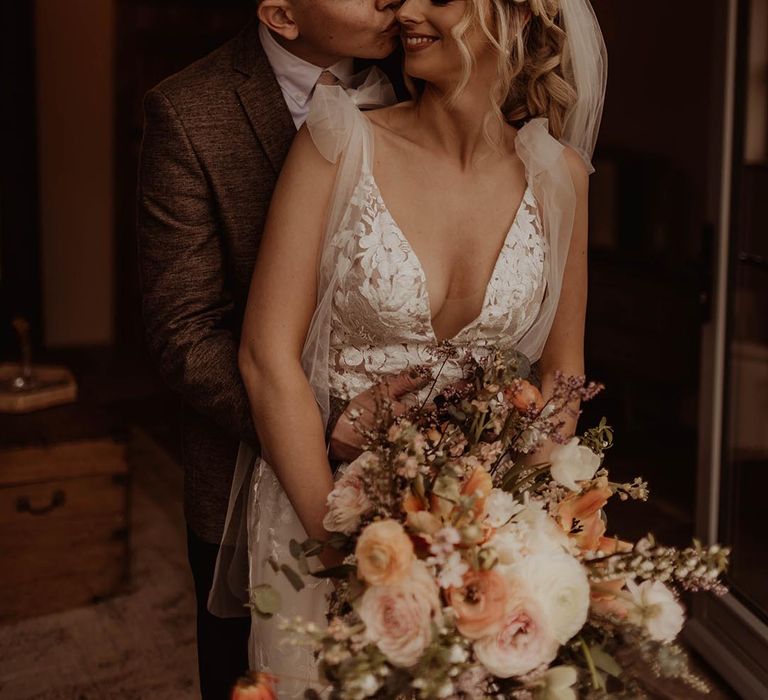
top-left (328, 370), bottom-right (430, 463)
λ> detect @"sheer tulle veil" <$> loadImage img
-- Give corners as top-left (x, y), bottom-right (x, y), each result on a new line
top-left (208, 0), bottom-right (607, 653)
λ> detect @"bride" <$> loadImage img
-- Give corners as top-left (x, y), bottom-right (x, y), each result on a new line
top-left (214, 0), bottom-right (605, 695)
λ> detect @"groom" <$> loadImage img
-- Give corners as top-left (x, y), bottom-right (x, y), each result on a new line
top-left (136, 2), bottom-right (421, 698)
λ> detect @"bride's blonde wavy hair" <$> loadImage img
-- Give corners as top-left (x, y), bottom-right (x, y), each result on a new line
top-left (440, 0), bottom-right (577, 142)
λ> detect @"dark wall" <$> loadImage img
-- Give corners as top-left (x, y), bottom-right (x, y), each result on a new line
top-left (1, 1), bottom-right (42, 355)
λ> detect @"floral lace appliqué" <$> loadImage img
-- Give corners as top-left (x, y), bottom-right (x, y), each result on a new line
top-left (328, 170), bottom-right (547, 402)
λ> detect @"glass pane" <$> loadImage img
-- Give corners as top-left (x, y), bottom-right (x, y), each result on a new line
top-left (721, 0), bottom-right (768, 623)
top-left (584, 0), bottom-right (726, 546)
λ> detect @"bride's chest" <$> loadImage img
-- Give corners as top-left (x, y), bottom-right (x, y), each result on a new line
top-left (329, 173), bottom-right (548, 347)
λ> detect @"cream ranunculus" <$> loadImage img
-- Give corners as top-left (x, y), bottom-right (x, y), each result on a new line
top-left (322, 453), bottom-right (374, 535)
top-left (473, 576), bottom-right (559, 678)
top-left (549, 437), bottom-right (601, 492)
top-left (358, 559), bottom-right (442, 667)
top-left (511, 554), bottom-right (590, 644)
top-left (491, 503), bottom-right (569, 566)
top-left (356, 519), bottom-right (414, 586)
top-left (626, 579), bottom-right (685, 642)
top-left (484, 489), bottom-right (525, 528)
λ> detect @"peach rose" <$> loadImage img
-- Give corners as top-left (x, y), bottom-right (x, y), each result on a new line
top-left (358, 560), bottom-right (442, 667)
top-left (461, 466), bottom-right (493, 516)
top-left (505, 380), bottom-right (544, 412)
top-left (356, 519), bottom-right (414, 586)
top-left (231, 672), bottom-right (278, 700)
top-left (447, 569), bottom-right (509, 639)
top-left (473, 579), bottom-right (558, 678)
top-left (323, 457), bottom-right (372, 535)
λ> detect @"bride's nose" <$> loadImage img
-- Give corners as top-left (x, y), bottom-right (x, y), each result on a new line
top-left (396, 0), bottom-right (424, 23)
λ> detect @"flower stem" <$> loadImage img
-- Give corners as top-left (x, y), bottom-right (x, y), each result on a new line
top-left (579, 636), bottom-right (603, 691)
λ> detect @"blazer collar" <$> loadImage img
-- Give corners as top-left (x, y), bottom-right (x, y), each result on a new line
top-left (234, 18), bottom-right (296, 172)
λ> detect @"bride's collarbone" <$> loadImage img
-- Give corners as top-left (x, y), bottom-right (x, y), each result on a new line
top-left (369, 129), bottom-right (527, 242)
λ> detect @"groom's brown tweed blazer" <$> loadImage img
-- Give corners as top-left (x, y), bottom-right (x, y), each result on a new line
top-left (137, 19), bottom-right (295, 543)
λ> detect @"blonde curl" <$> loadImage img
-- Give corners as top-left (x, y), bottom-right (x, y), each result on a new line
top-left (446, 0), bottom-right (577, 145)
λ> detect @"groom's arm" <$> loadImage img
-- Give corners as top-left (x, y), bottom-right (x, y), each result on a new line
top-left (137, 87), bottom-right (257, 447)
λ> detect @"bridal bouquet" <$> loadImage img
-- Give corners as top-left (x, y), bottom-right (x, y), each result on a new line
top-left (246, 349), bottom-right (729, 700)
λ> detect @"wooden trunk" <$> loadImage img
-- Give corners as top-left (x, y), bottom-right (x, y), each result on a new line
top-left (0, 436), bottom-right (130, 622)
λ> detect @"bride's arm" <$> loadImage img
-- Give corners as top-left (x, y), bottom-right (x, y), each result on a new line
top-left (239, 126), bottom-right (339, 561)
top-left (536, 148), bottom-right (590, 451)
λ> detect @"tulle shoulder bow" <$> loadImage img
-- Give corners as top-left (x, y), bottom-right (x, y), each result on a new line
top-left (306, 67), bottom-right (396, 163)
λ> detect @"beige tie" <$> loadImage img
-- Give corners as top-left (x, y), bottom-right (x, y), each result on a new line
top-left (316, 70), bottom-right (341, 88)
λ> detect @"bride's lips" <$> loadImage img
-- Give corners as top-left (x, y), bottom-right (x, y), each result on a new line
top-left (402, 33), bottom-right (439, 53)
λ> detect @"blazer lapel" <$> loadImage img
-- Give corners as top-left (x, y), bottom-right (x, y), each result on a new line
top-left (234, 19), bottom-right (295, 173)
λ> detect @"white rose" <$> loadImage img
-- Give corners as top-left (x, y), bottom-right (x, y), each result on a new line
top-left (549, 437), bottom-right (601, 492)
top-left (322, 452), bottom-right (374, 534)
top-left (473, 576), bottom-right (559, 678)
top-left (358, 560), bottom-right (442, 667)
top-left (626, 579), bottom-right (685, 642)
top-left (534, 666), bottom-right (578, 700)
top-left (511, 554), bottom-right (590, 644)
top-left (485, 489), bottom-right (525, 528)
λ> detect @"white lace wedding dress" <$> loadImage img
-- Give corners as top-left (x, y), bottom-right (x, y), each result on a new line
top-left (247, 88), bottom-right (551, 699)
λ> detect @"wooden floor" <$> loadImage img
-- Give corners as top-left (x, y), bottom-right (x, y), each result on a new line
top-left (0, 428), bottom-right (739, 700)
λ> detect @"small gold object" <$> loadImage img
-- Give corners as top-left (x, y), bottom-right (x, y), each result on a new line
top-left (0, 318), bottom-right (77, 413)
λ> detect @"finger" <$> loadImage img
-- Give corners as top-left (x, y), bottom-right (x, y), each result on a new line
top-left (382, 370), bottom-right (431, 400)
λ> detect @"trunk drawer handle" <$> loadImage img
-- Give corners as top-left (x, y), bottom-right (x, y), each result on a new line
top-left (16, 489), bottom-right (66, 515)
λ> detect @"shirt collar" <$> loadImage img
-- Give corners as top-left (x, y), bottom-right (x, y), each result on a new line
top-left (258, 23), bottom-right (354, 108)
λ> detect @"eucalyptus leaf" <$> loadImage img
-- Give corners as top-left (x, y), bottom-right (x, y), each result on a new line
top-left (280, 563), bottom-right (306, 592)
top-left (289, 538), bottom-right (303, 560)
top-left (590, 645), bottom-right (622, 677)
top-left (267, 556), bottom-right (280, 573)
top-left (326, 532), bottom-right (351, 550)
top-left (250, 584), bottom-right (282, 617)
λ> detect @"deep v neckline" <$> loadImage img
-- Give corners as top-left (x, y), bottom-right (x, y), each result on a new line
top-left (367, 173), bottom-right (532, 344)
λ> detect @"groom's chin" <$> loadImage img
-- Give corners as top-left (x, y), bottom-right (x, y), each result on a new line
top-left (356, 46), bottom-right (398, 62)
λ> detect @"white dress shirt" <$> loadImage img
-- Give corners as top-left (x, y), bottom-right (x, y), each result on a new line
top-left (259, 23), bottom-right (355, 129)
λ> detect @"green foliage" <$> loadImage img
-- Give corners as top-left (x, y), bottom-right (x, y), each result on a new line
top-left (250, 584), bottom-right (282, 618)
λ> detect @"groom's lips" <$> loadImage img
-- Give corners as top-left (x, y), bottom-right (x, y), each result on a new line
top-left (402, 33), bottom-right (439, 53)
top-left (382, 20), bottom-right (400, 36)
